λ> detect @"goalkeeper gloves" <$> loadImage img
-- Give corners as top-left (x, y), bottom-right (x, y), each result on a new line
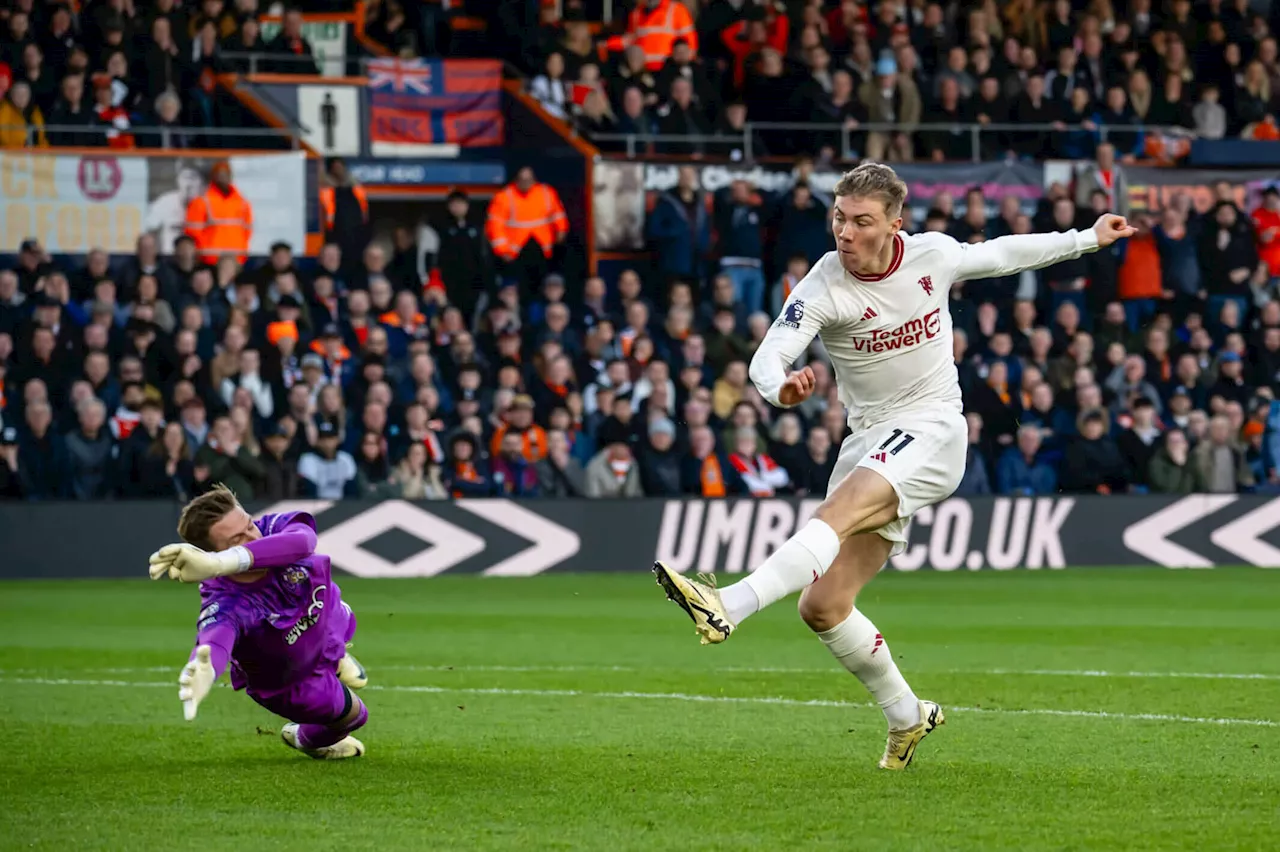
top-left (148, 543), bottom-right (251, 583)
top-left (179, 645), bottom-right (215, 721)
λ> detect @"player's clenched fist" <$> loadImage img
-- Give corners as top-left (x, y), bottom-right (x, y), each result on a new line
top-left (1092, 213), bottom-right (1137, 247)
top-left (778, 366), bottom-right (816, 406)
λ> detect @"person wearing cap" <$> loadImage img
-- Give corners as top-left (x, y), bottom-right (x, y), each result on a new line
top-left (637, 416), bottom-right (682, 495)
top-left (489, 394), bottom-right (549, 463)
top-left (295, 419), bottom-right (358, 500)
top-left (1209, 350), bottom-right (1252, 407)
top-left (185, 160), bottom-right (253, 266)
top-left (857, 52), bottom-right (921, 162)
top-left (438, 189), bottom-right (490, 322)
top-left (583, 417), bottom-right (643, 498)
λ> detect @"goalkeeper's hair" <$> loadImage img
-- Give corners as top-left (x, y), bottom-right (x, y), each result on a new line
top-left (178, 484), bottom-right (243, 551)
top-left (833, 162), bottom-right (908, 220)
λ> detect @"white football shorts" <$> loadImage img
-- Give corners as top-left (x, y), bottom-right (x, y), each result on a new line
top-left (827, 404), bottom-right (968, 556)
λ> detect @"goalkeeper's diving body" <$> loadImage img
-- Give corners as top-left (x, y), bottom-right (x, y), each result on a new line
top-left (653, 162), bottom-right (1136, 770)
top-left (149, 484), bottom-right (369, 759)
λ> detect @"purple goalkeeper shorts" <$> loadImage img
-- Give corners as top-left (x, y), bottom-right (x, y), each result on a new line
top-left (249, 602), bottom-right (358, 725)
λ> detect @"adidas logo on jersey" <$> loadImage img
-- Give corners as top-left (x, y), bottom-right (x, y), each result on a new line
top-left (871, 632), bottom-right (884, 655)
top-left (862, 307), bottom-right (878, 321)
top-left (870, 452), bottom-right (887, 463)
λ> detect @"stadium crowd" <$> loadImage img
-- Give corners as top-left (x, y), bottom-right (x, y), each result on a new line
top-left (2, 0), bottom-right (1280, 503)
top-left (520, 0), bottom-right (1280, 159)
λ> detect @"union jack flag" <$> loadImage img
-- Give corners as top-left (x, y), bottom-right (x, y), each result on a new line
top-left (368, 59), bottom-right (434, 95)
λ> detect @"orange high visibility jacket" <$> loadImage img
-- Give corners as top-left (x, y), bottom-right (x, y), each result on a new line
top-left (319, 184), bottom-right (369, 231)
top-left (606, 0), bottom-right (698, 71)
top-left (485, 182), bottom-right (569, 261)
top-left (185, 185), bottom-right (253, 265)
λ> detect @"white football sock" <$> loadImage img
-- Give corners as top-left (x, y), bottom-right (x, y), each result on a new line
top-left (817, 609), bottom-right (921, 730)
top-left (719, 519), bottom-right (841, 625)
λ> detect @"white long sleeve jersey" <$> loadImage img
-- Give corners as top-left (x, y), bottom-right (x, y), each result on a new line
top-left (749, 228), bottom-right (1101, 427)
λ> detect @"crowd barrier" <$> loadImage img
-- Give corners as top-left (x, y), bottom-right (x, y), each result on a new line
top-left (2, 495), bottom-right (1277, 579)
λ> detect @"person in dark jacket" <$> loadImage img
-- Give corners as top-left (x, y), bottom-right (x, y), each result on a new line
top-left (535, 429), bottom-right (586, 497)
top-left (17, 399), bottom-right (65, 499)
top-left (771, 182), bottom-right (832, 275)
top-left (713, 179), bottom-right (767, 313)
top-left (437, 190), bottom-right (492, 324)
top-left (63, 397), bottom-right (117, 500)
top-left (996, 426), bottom-right (1059, 495)
top-left (1147, 429), bottom-right (1208, 493)
top-left (639, 417), bottom-right (683, 496)
top-left (801, 425), bottom-right (838, 496)
top-left (646, 166), bottom-right (710, 284)
top-left (137, 421), bottom-right (197, 501)
top-left (681, 424), bottom-right (743, 496)
top-left (1060, 409), bottom-right (1131, 493)
top-left (118, 398), bottom-right (166, 497)
top-left (257, 422), bottom-right (300, 501)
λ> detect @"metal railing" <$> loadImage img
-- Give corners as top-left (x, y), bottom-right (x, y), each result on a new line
top-left (220, 50), bottom-right (372, 77)
top-left (2, 123), bottom-right (304, 150)
top-left (591, 121), bottom-right (1186, 162)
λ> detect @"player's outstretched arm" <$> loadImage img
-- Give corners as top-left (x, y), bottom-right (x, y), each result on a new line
top-left (180, 616), bottom-right (236, 721)
top-left (954, 213), bottom-right (1136, 281)
top-left (749, 284), bottom-right (829, 408)
top-left (148, 518), bottom-right (319, 582)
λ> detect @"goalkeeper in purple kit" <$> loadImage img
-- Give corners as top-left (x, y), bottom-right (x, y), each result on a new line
top-left (148, 484), bottom-right (370, 760)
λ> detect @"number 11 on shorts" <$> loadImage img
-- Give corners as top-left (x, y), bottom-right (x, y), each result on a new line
top-left (878, 429), bottom-right (915, 455)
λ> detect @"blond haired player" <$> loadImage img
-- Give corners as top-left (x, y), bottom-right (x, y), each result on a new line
top-left (654, 162), bottom-right (1135, 769)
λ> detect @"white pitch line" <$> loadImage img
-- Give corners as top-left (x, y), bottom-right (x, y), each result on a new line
top-left (0, 677), bottom-right (1275, 729)
top-left (6, 665), bottom-right (1280, 681)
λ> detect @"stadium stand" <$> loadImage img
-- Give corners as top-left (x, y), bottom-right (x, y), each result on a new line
top-left (2, 0), bottom-right (1280, 504)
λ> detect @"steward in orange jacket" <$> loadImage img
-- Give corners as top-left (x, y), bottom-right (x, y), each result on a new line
top-left (605, 0), bottom-right (698, 71)
top-left (185, 161), bottom-right (253, 265)
top-left (485, 167), bottom-right (569, 262)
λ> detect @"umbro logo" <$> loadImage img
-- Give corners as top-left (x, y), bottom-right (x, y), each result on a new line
top-left (862, 307), bottom-right (878, 321)
top-left (870, 452), bottom-right (887, 463)
top-left (871, 632), bottom-right (884, 655)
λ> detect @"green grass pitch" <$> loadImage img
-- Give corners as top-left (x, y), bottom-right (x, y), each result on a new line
top-left (1, 569), bottom-right (1278, 851)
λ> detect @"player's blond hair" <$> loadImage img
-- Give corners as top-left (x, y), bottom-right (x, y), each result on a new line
top-left (178, 483), bottom-right (243, 551)
top-left (833, 162), bottom-right (908, 219)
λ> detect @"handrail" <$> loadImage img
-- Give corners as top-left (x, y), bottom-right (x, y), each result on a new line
top-left (590, 120), bottom-right (1188, 162)
top-left (2, 123), bottom-right (303, 149)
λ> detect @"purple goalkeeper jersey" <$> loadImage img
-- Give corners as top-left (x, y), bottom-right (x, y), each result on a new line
top-left (193, 512), bottom-right (350, 694)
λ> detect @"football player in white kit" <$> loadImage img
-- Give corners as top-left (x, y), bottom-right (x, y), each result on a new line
top-left (653, 162), bottom-right (1135, 769)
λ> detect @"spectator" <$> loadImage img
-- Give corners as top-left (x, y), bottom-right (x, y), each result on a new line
top-left (185, 160), bottom-right (253, 266)
top-left (492, 429), bottom-right (542, 496)
top-left (196, 414), bottom-right (266, 500)
top-left (1193, 414), bottom-right (1255, 492)
top-left (799, 425), bottom-right (836, 496)
top-left (486, 167), bottom-right (569, 300)
top-left (1116, 397), bottom-right (1163, 486)
top-left (258, 423), bottom-right (299, 501)
top-left (584, 424), bottom-right (643, 498)
top-left (138, 421), bottom-right (197, 501)
top-left (955, 412), bottom-right (993, 495)
top-left (638, 417), bottom-right (682, 496)
top-left (530, 52), bottom-right (568, 120)
top-left (646, 166), bottom-right (710, 283)
top-left (0, 425), bottom-right (21, 499)
top-left (1148, 428), bottom-right (1207, 493)
top-left (390, 441), bottom-right (446, 500)
top-left (0, 81), bottom-right (47, 147)
top-left (297, 420), bottom-right (356, 498)
top-left (1193, 84), bottom-right (1228, 140)
top-left (996, 426), bottom-right (1058, 495)
top-left (536, 428), bottom-right (586, 497)
top-left (17, 400), bottom-right (63, 499)
top-left (268, 8), bottom-right (319, 75)
top-left (1060, 409), bottom-right (1130, 493)
top-left (354, 433), bottom-right (395, 498)
top-left (728, 426), bottom-right (790, 497)
top-left (64, 397), bottom-right (116, 500)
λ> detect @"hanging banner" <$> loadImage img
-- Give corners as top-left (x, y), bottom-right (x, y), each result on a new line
top-left (1117, 166), bottom-right (1280, 215)
top-left (0, 153), bottom-right (149, 253)
top-left (593, 159), bottom-right (1045, 252)
top-left (144, 152), bottom-right (308, 256)
top-left (366, 58), bottom-right (504, 156)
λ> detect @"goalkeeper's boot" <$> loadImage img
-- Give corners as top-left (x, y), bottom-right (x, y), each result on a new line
top-left (652, 561), bottom-right (734, 645)
top-left (281, 724), bottom-right (365, 760)
top-left (877, 700), bottom-right (945, 771)
top-left (337, 648), bottom-right (368, 690)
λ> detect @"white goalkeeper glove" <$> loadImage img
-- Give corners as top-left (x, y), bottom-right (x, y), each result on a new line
top-left (148, 543), bottom-right (250, 583)
top-left (179, 645), bottom-right (215, 721)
